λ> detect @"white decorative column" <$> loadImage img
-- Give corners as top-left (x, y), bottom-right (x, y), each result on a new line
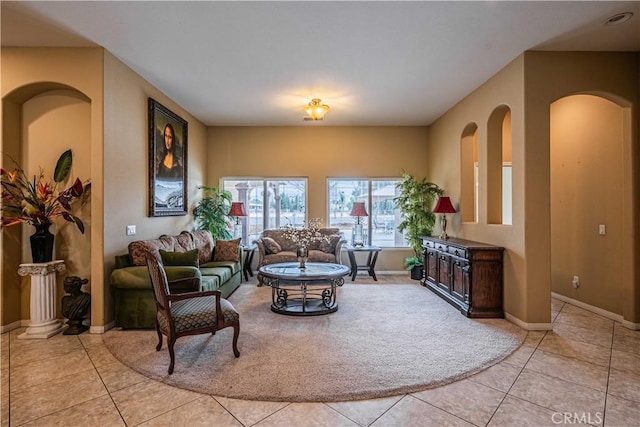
top-left (17, 260), bottom-right (68, 339)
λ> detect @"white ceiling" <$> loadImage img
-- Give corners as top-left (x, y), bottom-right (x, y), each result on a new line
top-left (2, 1), bottom-right (639, 126)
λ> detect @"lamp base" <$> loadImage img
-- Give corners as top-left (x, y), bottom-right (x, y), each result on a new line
top-left (352, 223), bottom-right (364, 247)
top-left (439, 214), bottom-right (450, 240)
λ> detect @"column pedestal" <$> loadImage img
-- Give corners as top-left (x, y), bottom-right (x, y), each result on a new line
top-left (17, 260), bottom-right (68, 339)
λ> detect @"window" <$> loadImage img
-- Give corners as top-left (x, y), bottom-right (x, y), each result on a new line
top-left (222, 178), bottom-right (307, 244)
top-left (327, 178), bottom-right (405, 247)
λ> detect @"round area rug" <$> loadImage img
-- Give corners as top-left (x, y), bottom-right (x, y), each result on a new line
top-left (103, 283), bottom-right (526, 402)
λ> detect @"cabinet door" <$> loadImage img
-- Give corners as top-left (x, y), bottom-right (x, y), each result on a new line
top-left (451, 257), bottom-right (469, 301)
top-left (437, 253), bottom-right (451, 292)
top-left (425, 248), bottom-right (438, 284)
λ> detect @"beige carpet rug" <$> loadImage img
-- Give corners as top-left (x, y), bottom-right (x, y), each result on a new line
top-left (103, 282), bottom-right (526, 402)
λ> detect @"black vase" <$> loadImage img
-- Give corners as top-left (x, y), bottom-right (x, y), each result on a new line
top-left (30, 222), bottom-right (54, 263)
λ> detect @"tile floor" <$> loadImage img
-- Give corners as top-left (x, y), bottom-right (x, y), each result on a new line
top-left (2, 275), bottom-right (639, 426)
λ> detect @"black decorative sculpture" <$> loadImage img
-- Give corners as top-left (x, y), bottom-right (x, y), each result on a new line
top-left (61, 276), bottom-right (90, 335)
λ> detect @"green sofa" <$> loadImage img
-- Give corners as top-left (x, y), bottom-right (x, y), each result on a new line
top-left (110, 230), bottom-right (242, 329)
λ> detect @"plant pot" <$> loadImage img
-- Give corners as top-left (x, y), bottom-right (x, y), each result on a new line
top-left (410, 265), bottom-right (424, 281)
top-left (30, 222), bottom-right (54, 263)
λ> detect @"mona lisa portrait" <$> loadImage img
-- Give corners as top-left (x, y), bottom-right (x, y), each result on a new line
top-left (148, 98), bottom-right (188, 216)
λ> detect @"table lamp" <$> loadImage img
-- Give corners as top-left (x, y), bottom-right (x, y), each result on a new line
top-left (350, 202), bottom-right (368, 247)
top-left (228, 202), bottom-right (247, 242)
top-left (433, 196), bottom-right (456, 240)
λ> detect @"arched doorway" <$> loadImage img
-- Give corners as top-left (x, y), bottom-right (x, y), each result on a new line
top-left (550, 94), bottom-right (629, 316)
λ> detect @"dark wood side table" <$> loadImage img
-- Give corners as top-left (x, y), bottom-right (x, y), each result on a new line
top-left (241, 244), bottom-right (257, 282)
top-left (345, 245), bottom-right (381, 281)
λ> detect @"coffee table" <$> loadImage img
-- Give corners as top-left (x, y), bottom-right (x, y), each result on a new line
top-left (258, 262), bottom-right (350, 316)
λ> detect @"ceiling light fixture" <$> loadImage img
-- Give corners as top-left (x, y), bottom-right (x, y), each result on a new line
top-left (604, 12), bottom-right (633, 26)
top-left (304, 98), bottom-right (330, 121)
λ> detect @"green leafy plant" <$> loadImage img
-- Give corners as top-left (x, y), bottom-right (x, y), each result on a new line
top-left (1, 149), bottom-right (90, 232)
top-left (394, 171), bottom-right (443, 258)
top-left (404, 256), bottom-right (424, 270)
top-left (193, 186), bottom-right (233, 240)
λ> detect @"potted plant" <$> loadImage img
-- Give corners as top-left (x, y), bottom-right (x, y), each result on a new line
top-left (394, 171), bottom-right (443, 280)
top-left (193, 186), bottom-right (233, 240)
top-left (1, 149), bottom-right (90, 262)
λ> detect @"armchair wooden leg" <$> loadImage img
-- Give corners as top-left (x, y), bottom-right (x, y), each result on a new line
top-left (155, 322), bottom-right (163, 351)
top-left (232, 323), bottom-right (240, 358)
top-left (167, 335), bottom-right (176, 375)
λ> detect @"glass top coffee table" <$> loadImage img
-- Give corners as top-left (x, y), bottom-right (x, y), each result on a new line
top-left (258, 262), bottom-right (350, 316)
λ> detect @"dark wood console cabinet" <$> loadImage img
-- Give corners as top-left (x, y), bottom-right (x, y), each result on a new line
top-left (421, 236), bottom-right (504, 318)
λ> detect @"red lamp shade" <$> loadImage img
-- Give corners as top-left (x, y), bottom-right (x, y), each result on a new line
top-left (433, 197), bottom-right (456, 214)
top-left (228, 202), bottom-right (247, 217)
top-left (350, 202), bottom-right (369, 217)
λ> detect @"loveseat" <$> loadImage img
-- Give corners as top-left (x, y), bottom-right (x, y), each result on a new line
top-left (110, 230), bottom-right (242, 329)
top-left (253, 227), bottom-right (345, 284)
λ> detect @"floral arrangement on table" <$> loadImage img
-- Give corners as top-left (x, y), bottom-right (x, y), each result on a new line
top-left (1, 149), bottom-right (90, 232)
top-left (280, 218), bottom-right (329, 249)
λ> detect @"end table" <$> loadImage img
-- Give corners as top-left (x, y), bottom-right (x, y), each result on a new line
top-left (345, 245), bottom-right (381, 281)
top-left (242, 244), bottom-right (257, 282)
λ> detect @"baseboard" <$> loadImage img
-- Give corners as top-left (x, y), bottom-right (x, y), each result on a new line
top-left (620, 319), bottom-right (640, 331)
top-left (552, 292), bottom-right (640, 330)
top-left (89, 321), bottom-right (115, 334)
top-left (0, 320), bottom-right (22, 334)
top-left (504, 313), bottom-right (553, 331)
top-left (347, 270), bottom-right (409, 277)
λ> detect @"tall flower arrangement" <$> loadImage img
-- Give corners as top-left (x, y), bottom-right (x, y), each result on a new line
top-left (1, 149), bottom-right (90, 233)
top-left (280, 218), bottom-right (329, 248)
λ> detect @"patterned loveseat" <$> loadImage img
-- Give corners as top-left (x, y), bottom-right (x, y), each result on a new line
top-left (253, 228), bottom-right (345, 284)
top-left (110, 230), bottom-right (242, 329)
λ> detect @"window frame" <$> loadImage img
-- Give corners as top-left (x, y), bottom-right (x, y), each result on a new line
top-left (326, 177), bottom-right (406, 248)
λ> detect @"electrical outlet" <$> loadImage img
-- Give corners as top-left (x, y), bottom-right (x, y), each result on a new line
top-left (599, 224), bottom-right (606, 235)
top-left (572, 275), bottom-right (580, 288)
top-left (126, 225), bottom-right (136, 236)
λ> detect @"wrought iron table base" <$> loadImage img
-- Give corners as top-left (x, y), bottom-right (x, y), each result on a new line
top-left (266, 278), bottom-right (344, 316)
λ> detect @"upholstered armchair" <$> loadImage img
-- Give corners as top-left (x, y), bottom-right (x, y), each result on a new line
top-left (146, 250), bottom-right (240, 374)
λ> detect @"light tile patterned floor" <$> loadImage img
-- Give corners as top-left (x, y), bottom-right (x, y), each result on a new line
top-left (2, 275), bottom-right (639, 426)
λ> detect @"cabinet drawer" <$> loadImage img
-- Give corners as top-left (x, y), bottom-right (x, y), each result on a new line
top-left (448, 246), bottom-right (467, 259)
top-left (436, 243), bottom-right (448, 252)
top-left (423, 240), bottom-right (436, 249)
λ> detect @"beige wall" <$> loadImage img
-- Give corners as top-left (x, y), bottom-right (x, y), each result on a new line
top-left (101, 52), bottom-right (208, 328)
top-left (525, 52), bottom-right (639, 324)
top-left (428, 51), bottom-right (639, 326)
top-left (1, 47), bottom-right (104, 328)
top-left (428, 56), bottom-right (528, 323)
top-left (207, 126), bottom-right (429, 271)
top-left (1, 48), bottom-right (209, 329)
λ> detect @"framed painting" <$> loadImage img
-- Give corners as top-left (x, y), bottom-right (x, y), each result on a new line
top-left (148, 98), bottom-right (188, 217)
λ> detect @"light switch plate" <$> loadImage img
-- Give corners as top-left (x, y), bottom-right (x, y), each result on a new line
top-left (599, 224), bottom-right (606, 235)
top-left (126, 225), bottom-right (136, 236)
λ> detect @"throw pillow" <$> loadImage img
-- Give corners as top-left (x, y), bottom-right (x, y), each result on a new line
top-left (320, 235), bottom-right (341, 253)
top-left (159, 248), bottom-right (200, 267)
top-left (262, 237), bottom-right (282, 254)
top-left (213, 238), bottom-right (241, 262)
